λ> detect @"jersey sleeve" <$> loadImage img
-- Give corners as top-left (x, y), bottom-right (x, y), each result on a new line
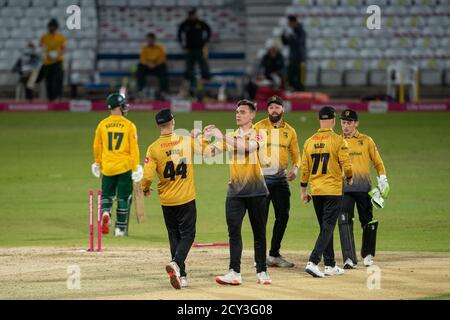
top-left (338, 138), bottom-right (353, 178)
top-left (368, 137), bottom-right (386, 176)
top-left (289, 129), bottom-right (301, 168)
top-left (129, 123), bottom-right (140, 171)
top-left (300, 140), bottom-right (310, 186)
top-left (93, 124), bottom-right (102, 165)
top-left (141, 146), bottom-right (157, 192)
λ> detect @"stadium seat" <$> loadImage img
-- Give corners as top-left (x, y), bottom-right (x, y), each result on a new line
top-left (32, 0), bottom-right (56, 6)
top-left (72, 60), bottom-right (94, 71)
top-left (344, 60), bottom-right (367, 86)
top-left (319, 60), bottom-right (342, 86)
top-left (368, 60), bottom-right (387, 86)
top-left (420, 59), bottom-right (444, 86)
top-left (8, 0), bottom-right (31, 7)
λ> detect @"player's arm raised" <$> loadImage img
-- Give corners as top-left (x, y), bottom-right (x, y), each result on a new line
top-left (141, 146), bottom-right (157, 197)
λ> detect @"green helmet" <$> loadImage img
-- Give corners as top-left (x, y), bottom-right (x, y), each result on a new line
top-left (106, 93), bottom-right (129, 115)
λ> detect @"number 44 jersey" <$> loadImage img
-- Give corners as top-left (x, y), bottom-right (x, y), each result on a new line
top-left (300, 128), bottom-right (352, 196)
top-left (142, 133), bottom-right (204, 206)
top-left (93, 115), bottom-right (140, 176)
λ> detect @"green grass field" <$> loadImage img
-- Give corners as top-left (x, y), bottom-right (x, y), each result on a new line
top-left (1, 111), bottom-right (449, 252)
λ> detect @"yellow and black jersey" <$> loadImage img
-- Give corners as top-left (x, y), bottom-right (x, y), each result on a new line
top-left (93, 115), bottom-right (140, 176)
top-left (254, 118), bottom-right (301, 181)
top-left (141, 133), bottom-right (206, 206)
top-left (211, 127), bottom-right (269, 198)
top-left (139, 43), bottom-right (166, 66)
top-left (343, 130), bottom-right (385, 192)
top-left (300, 128), bottom-right (352, 196)
top-left (39, 32), bottom-right (66, 65)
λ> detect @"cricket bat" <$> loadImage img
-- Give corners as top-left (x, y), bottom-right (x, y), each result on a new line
top-left (26, 62), bottom-right (42, 90)
top-left (133, 181), bottom-right (145, 223)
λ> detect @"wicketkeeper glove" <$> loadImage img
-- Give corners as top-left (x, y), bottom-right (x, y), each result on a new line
top-left (377, 175), bottom-right (390, 198)
top-left (91, 163), bottom-right (101, 178)
top-left (369, 187), bottom-right (385, 209)
top-left (132, 165), bottom-right (144, 182)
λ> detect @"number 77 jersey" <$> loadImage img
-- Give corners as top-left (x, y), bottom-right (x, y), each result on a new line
top-left (300, 128), bottom-right (353, 196)
top-left (141, 133), bottom-right (202, 206)
top-left (93, 115), bottom-right (140, 176)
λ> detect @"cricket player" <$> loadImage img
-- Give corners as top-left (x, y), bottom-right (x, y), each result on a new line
top-left (254, 95), bottom-right (301, 268)
top-left (92, 93), bottom-right (143, 237)
top-left (338, 109), bottom-right (389, 268)
top-left (141, 109), bottom-right (207, 290)
top-left (39, 19), bottom-right (66, 101)
top-left (300, 106), bottom-right (353, 278)
top-left (205, 100), bottom-right (272, 285)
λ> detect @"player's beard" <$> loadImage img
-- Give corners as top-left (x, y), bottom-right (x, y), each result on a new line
top-left (269, 112), bottom-right (283, 123)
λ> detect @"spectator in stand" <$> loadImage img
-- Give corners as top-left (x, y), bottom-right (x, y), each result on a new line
top-left (177, 9), bottom-right (211, 89)
top-left (38, 19), bottom-right (66, 101)
top-left (258, 44), bottom-right (285, 89)
top-left (136, 33), bottom-right (169, 99)
top-left (281, 15), bottom-right (307, 91)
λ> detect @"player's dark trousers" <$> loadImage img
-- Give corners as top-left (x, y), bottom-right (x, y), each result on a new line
top-left (20, 76), bottom-right (34, 100)
top-left (184, 49), bottom-right (211, 87)
top-left (162, 200), bottom-right (197, 277)
top-left (342, 192), bottom-right (373, 227)
top-left (287, 62), bottom-right (305, 91)
top-left (136, 63), bottom-right (169, 92)
top-left (40, 61), bottom-right (63, 101)
top-left (309, 195), bottom-right (342, 267)
top-left (265, 180), bottom-right (290, 257)
top-left (339, 192), bottom-right (374, 263)
top-left (101, 170), bottom-right (133, 232)
top-left (226, 196), bottom-right (268, 273)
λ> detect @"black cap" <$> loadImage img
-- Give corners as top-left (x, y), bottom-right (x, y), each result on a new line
top-left (267, 95), bottom-right (283, 107)
top-left (340, 109), bottom-right (358, 121)
top-left (318, 106), bottom-right (336, 120)
top-left (155, 109), bottom-right (174, 125)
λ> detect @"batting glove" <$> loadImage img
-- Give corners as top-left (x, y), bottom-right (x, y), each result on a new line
top-left (91, 163), bottom-right (101, 178)
top-left (132, 165), bottom-right (144, 182)
top-left (369, 187), bottom-right (385, 209)
top-left (377, 175), bottom-right (390, 198)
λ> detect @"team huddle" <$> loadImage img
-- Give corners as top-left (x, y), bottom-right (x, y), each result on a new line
top-left (91, 93), bottom-right (389, 289)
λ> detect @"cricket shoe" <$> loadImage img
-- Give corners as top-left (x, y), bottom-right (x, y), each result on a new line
top-left (215, 269), bottom-right (242, 285)
top-left (114, 227), bottom-right (126, 237)
top-left (267, 255), bottom-right (295, 268)
top-left (180, 276), bottom-right (188, 288)
top-left (324, 265), bottom-right (345, 276)
top-left (364, 255), bottom-right (374, 267)
top-left (165, 261), bottom-right (181, 290)
top-left (101, 212), bottom-right (111, 235)
top-left (305, 262), bottom-right (324, 278)
top-left (343, 258), bottom-right (356, 269)
top-left (256, 271), bottom-right (272, 285)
